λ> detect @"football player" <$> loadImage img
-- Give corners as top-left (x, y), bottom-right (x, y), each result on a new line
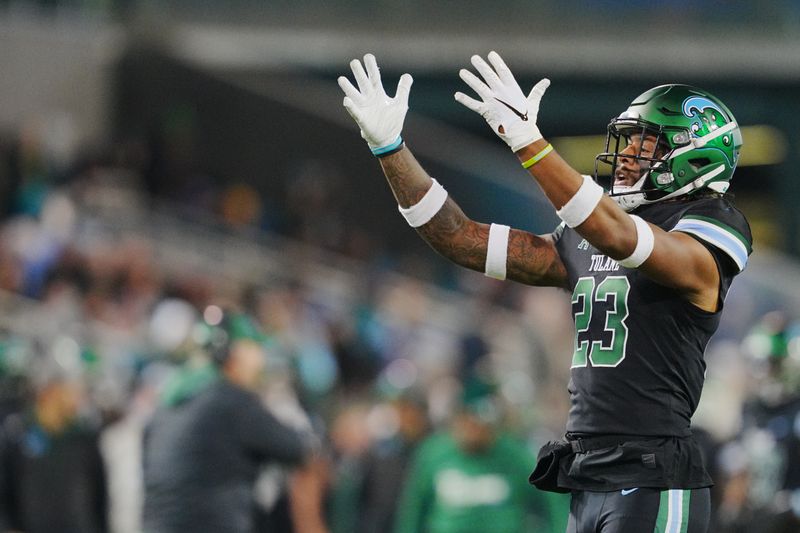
top-left (338, 52), bottom-right (752, 533)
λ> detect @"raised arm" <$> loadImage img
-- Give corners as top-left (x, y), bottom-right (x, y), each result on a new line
top-left (456, 52), bottom-right (721, 311)
top-left (338, 54), bottom-right (567, 288)
top-left (515, 139), bottom-right (719, 308)
top-left (379, 147), bottom-right (567, 287)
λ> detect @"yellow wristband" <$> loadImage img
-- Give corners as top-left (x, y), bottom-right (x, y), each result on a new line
top-left (521, 143), bottom-right (554, 169)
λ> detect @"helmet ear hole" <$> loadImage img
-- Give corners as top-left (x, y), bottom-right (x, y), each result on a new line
top-left (689, 158), bottom-right (711, 171)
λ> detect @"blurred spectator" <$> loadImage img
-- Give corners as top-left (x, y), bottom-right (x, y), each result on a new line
top-left (282, 160), bottom-right (346, 253)
top-left (142, 309), bottom-right (320, 533)
top-left (394, 377), bottom-right (568, 533)
top-left (219, 183), bottom-right (264, 230)
top-left (328, 317), bottom-right (380, 394)
top-left (355, 393), bottom-right (429, 533)
top-left (252, 452), bottom-right (331, 533)
top-left (252, 283), bottom-right (340, 403)
top-left (326, 402), bottom-right (373, 533)
top-left (0, 340), bottom-right (30, 423)
top-left (0, 354), bottom-right (108, 533)
top-left (715, 311), bottom-right (800, 532)
top-left (252, 350), bottom-right (331, 533)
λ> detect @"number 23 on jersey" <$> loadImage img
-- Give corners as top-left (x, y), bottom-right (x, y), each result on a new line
top-left (571, 276), bottom-right (631, 368)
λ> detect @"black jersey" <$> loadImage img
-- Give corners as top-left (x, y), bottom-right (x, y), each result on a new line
top-left (553, 195), bottom-right (752, 438)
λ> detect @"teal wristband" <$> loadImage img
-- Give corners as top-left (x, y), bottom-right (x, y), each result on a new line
top-left (371, 136), bottom-right (404, 157)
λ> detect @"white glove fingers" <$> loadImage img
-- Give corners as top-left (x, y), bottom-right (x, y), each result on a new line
top-left (487, 51), bottom-right (516, 86)
top-left (395, 73), bottom-right (414, 107)
top-left (459, 68), bottom-right (493, 101)
top-left (337, 76), bottom-right (365, 104)
top-left (349, 58), bottom-right (372, 95)
top-left (363, 53), bottom-right (385, 94)
top-left (340, 54), bottom-right (410, 151)
top-left (342, 96), bottom-right (366, 123)
top-left (528, 78), bottom-right (551, 100)
top-left (454, 92), bottom-right (484, 114)
top-left (470, 54), bottom-right (503, 90)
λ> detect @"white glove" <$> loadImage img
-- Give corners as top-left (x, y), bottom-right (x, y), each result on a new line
top-left (455, 51), bottom-right (550, 152)
top-left (338, 53), bottom-right (413, 156)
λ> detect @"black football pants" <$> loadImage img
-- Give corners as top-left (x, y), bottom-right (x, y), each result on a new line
top-left (566, 487), bottom-right (710, 533)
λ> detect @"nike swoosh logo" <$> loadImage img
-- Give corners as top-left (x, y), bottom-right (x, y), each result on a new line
top-left (620, 488), bottom-right (639, 496)
top-left (494, 98), bottom-right (528, 121)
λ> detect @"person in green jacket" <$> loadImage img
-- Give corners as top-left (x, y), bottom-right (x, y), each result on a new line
top-left (395, 379), bottom-right (568, 533)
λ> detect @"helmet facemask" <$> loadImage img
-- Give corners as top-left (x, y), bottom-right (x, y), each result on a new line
top-left (595, 115), bottom-right (686, 211)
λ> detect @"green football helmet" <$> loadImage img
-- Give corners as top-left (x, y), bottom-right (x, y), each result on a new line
top-left (595, 84), bottom-right (742, 211)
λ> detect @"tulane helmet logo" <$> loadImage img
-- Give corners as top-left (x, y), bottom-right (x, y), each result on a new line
top-left (681, 96), bottom-right (725, 119)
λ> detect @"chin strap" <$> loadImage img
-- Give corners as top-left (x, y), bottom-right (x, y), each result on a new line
top-left (611, 175), bottom-right (648, 211)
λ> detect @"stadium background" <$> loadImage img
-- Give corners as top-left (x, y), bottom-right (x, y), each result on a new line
top-left (2, 1), bottom-right (800, 532)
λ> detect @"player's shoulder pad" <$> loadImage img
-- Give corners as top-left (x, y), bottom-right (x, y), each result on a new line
top-left (670, 196), bottom-right (753, 272)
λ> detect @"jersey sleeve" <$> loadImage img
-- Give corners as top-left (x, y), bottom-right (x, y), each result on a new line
top-left (669, 198), bottom-right (753, 274)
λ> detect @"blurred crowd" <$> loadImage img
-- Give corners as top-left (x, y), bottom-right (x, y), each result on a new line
top-left (0, 113), bottom-right (798, 533)
top-left (0, 114), bottom-right (576, 533)
top-left (708, 311), bottom-right (800, 533)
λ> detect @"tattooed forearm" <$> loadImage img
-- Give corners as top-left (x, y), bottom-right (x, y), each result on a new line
top-left (378, 148), bottom-right (485, 270)
top-left (417, 199), bottom-right (487, 272)
top-left (507, 232), bottom-right (569, 288)
top-left (378, 147), bottom-right (433, 207)
top-left (375, 145), bottom-right (568, 288)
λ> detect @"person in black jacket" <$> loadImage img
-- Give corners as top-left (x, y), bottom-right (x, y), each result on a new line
top-left (0, 362), bottom-right (108, 533)
top-left (142, 310), bottom-right (317, 533)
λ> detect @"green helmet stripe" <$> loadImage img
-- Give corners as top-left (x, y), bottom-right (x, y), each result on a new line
top-left (668, 121), bottom-right (738, 165)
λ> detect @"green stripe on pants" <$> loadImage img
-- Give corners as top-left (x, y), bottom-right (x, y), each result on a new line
top-left (654, 489), bottom-right (692, 533)
top-left (679, 490), bottom-right (691, 533)
top-left (655, 490), bottom-right (669, 532)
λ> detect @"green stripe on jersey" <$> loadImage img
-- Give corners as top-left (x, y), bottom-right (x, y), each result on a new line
top-left (680, 214), bottom-right (751, 253)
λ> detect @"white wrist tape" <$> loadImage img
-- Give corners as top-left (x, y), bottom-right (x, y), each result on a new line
top-left (485, 223), bottom-right (510, 280)
top-left (398, 179), bottom-right (448, 227)
top-left (556, 175), bottom-right (604, 228)
top-left (618, 215), bottom-right (654, 268)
